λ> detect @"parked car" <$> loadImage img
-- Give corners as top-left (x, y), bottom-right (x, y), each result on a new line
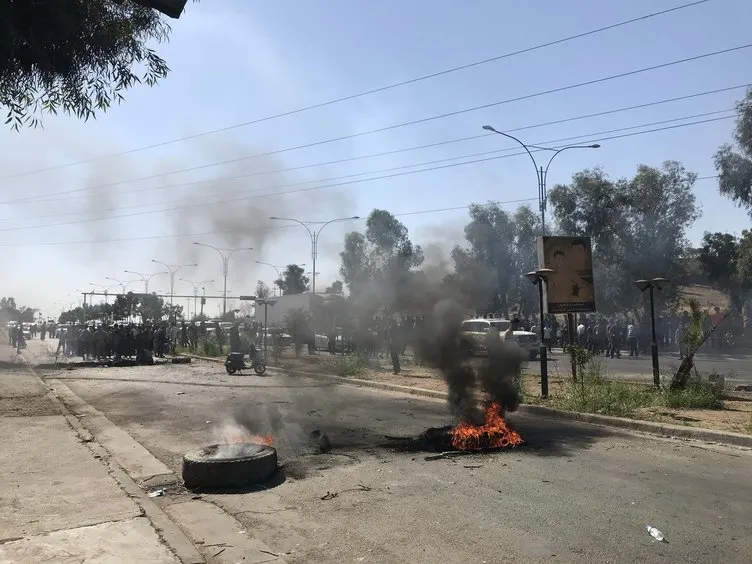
top-left (459, 318), bottom-right (540, 360)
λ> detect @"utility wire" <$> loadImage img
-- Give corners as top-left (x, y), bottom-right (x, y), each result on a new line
top-left (0, 176), bottom-right (722, 248)
top-left (0, 114), bottom-right (733, 233)
top-left (2, 108), bottom-right (737, 224)
top-left (0, 0), bottom-right (713, 180)
top-left (14, 83), bottom-right (748, 208)
top-left (1, 42), bottom-right (748, 207)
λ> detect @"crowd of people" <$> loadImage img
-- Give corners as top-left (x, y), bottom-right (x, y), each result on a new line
top-left (519, 306), bottom-right (737, 358)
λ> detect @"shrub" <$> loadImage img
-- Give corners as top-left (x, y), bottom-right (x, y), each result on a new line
top-left (661, 378), bottom-right (723, 410)
top-left (334, 353), bottom-right (365, 377)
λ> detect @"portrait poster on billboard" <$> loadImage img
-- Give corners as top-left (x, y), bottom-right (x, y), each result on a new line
top-left (536, 236), bottom-right (596, 314)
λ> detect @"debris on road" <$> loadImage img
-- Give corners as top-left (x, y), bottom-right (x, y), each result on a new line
top-left (147, 488), bottom-right (165, 498)
top-left (424, 451), bottom-right (470, 461)
top-left (646, 525), bottom-right (666, 542)
top-left (176, 391), bottom-right (186, 395)
top-left (321, 491), bottom-right (339, 500)
top-left (310, 429), bottom-right (331, 453)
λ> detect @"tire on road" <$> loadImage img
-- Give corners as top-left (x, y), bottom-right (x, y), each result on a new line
top-left (182, 444), bottom-right (277, 490)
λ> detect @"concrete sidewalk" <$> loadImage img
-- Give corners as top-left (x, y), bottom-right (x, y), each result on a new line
top-left (0, 342), bottom-right (182, 563)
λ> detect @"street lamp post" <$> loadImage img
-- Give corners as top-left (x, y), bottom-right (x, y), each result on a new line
top-left (482, 125), bottom-right (600, 235)
top-left (180, 278), bottom-right (215, 321)
top-left (124, 270), bottom-right (168, 294)
top-left (151, 261), bottom-right (197, 307)
top-left (255, 262), bottom-right (306, 296)
top-left (193, 243), bottom-right (253, 317)
top-left (269, 216), bottom-right (359, 294)
top-left (635, 278), bottom-right (669, 388)
top-left (526, 268), bottom-right (555, 398)
top-left (89, 282), bottom-right (119, 304)
top-left (105, 277), bottom-right (138, 295)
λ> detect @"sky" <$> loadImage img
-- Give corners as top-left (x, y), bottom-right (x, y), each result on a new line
top-left (1, 0), bottom-right (751, 319)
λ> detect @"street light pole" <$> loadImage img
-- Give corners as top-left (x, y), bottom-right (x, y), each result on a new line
top-left (269, 216), bottom-right (359, 294)
top-left (180, 278), bottom-right (215, 321)
top-left (482, 125), bottom-right (600, 235)
top-left (124, 270), bottom-right (168, 294)
top-left (635, 278), bottom-right (669, 388)
top-left (194, 243), bottom-right (253, 317)
top-left (105, 277), bottom-right (138, 295)
top-left (151, 260), bottom-right (197, 307)
top-left (255, 262), bottom-right (306, 296)
top-left (526, 268), bottom-right (555, 399)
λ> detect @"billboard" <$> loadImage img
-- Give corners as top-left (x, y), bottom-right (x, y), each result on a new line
top-left (536, 236), bottom-right (596, 314)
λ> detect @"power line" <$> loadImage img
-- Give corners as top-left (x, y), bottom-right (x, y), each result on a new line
top-left (17, 83), bottom-right (748, 209)
top-left (2, 42), bottom-right (748, 207)
top-left (3, 107), bottom-right (737, 224)
top-left (0, 0), bottom-right (712, 180)
top-left (0, 174), bottom-right (722, 249)
top-left (0, 114), bottom-right (733, 233)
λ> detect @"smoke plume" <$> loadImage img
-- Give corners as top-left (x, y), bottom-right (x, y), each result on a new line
top-left (414, 298), bottom-right (526, 424)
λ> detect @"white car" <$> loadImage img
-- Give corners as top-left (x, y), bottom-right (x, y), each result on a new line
top-left (459, 318), bottom-right (540, 360)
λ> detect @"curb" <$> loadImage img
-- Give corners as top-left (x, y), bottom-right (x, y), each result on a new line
top-left (18, 360), bottom-right (205, 564)
top-left (186, 354), bottom-right (752, 449)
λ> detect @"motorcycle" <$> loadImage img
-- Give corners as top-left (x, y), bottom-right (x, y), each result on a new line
top-left (224, 350), bottom-right (266, 375)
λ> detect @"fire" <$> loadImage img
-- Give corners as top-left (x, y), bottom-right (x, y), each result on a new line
top-left (228, 434), bottom-right (273, 446)
top-left (451, 402), bottom-right (524, 451)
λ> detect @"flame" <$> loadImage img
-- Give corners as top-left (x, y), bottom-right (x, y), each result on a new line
top-left (228, 434), bottom-right (273, 446)
top-left (451, 402), bottom-right (524, 451)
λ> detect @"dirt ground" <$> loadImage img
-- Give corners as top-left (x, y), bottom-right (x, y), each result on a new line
top-left (262, 349), bottom-right (752, 436)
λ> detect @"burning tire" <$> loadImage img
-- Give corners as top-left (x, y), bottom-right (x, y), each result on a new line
top-left (182, 443), bottom-right (277, 490)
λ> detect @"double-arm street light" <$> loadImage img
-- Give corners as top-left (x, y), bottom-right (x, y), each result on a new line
top-left (193, 243), bottom-right (253, 317)
top-left (151, 260), bottom-right (197, 306)
top-left (124, 270), bottom-right (167, 294)
top-left (181, 278), bottom-right (215, 321)
top-left (105, 277), bottom-right (138, 295)
top-left (526, 268), bottom-right (555, 398)
top-left (89, 282), bottom-right (119, 304)
top-left (635, 277), bottom-right (670, 388)
top-left (482, 125), bottom-right (600, 235)
top-left (269, 216), bottom-right (360, 294)
top-left (255, 261), bottom-right (306, 296)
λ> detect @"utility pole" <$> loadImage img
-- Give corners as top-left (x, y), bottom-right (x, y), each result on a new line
top-left (269, 216), bottom-right (359, 294)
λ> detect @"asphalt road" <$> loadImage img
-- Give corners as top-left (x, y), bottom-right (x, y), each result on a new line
top-left (527, 349), bottom-right (752, 387)
top-left (36, 359), bottom-right (752, 564)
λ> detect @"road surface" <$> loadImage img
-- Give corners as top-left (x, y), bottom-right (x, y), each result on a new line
top-left (527, 349), bottom-right (752, 388)
top-left (35, 356), bottom-right (752, 564)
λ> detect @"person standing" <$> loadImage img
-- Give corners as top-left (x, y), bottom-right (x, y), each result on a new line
top-left (627, 320), bottom-right (639, 357)
top-left (215, 322), bottom-right (225, 355)
top-left (389, 321), bottom-right (403, 375)
top-left (229, 323), bottom-right (241, 353)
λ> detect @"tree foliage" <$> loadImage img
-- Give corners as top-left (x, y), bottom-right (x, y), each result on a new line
top-left (697, 231), bottom-right (751, 310)
top-left (449, 203), bottom-right (540, 315)
top-left (275, 264), bottom-right (309, 295)
top-left (549, 162), bottom-right (699, 314)
top-left (339, 209), bottom-right (423, 314)
top-left (714, 88), bottom-right (752, 214)
top-left (0, 0), bottom-right (183, 129)
top-left (324, 280), bottom-right (343, 295)
top-left (255, 280), bottom-right (272, 299)
top-left (0, 296), bottom-right (37, 323)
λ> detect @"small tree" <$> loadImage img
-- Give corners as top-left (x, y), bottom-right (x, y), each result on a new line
top-left (671, 298), bottom-right (729, 390)
top-left (255, 280), bottom-right (272, 299)
top-left (275, 265), bottom-right (309, 295)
